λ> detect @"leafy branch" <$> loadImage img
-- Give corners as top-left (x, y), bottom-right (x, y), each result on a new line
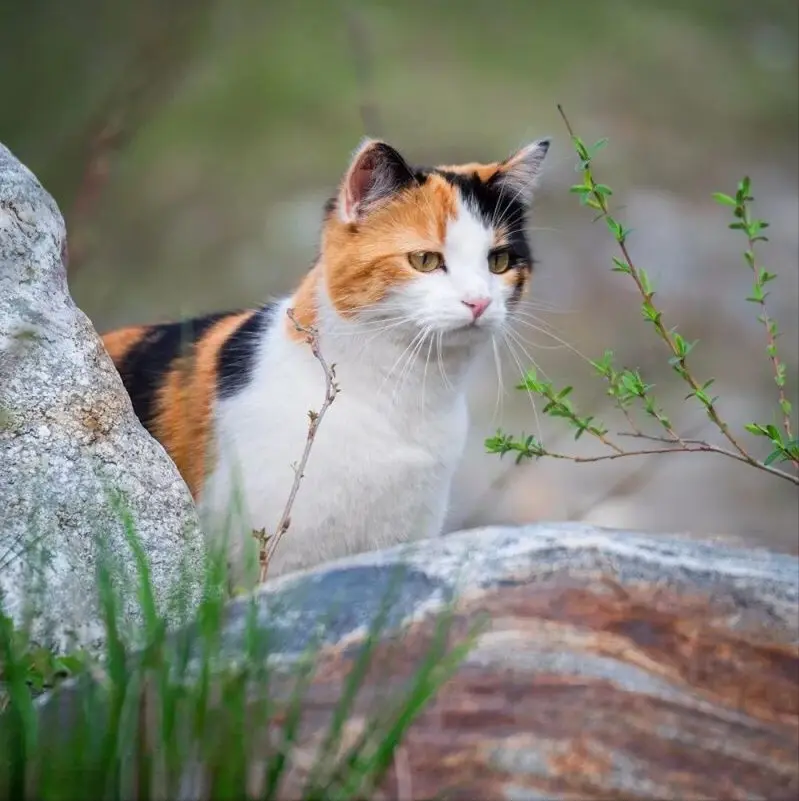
top-left (713, 180), bottom-right (795, 454)
top-left (486, 106), bottom-right (798, 485)
top-left (254, 308), bottom-right (340, 582)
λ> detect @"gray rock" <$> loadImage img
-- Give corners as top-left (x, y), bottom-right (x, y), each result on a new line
top-left (0, 142), bottom-right (205, 654)
top-left (31, 523), bottom-right (799, 799)
top-left (224, 521), bottom-right (799, 656)
top-left (230, 523), bottom-right (799, 799)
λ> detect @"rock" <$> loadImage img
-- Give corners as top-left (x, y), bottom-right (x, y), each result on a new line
top-left (236, 523), bottom-right (799, 799)
top-left (0, 142), bottom-right (204, 654)
top-left (34, 523), bottom-right (799, 799)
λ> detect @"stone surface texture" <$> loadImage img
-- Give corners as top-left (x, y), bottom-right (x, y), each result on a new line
top-left (30, 523), bottom-right (799, 799)
top-left (234, 522), bottom-right (798, 800)
top-left (0, 142), bottom-right (204, 652)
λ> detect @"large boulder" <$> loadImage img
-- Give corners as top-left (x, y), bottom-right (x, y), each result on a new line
top-left (225, 523), bottom-right (799, 799)
top-left (0, 142), bottom-right (204, 653)
top-left (33, 523), bottom-right (799, 799)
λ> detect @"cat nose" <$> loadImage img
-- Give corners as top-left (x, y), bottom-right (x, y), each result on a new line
top-left (462, 297), bottom-right (492, 320)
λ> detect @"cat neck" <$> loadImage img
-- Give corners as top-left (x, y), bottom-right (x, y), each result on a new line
top-left (284, 265), bottom-right (485, 407)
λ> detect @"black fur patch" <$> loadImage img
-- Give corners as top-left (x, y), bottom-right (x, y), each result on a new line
top-left (217, 304), bottom-right (276, 399)
top-left (433, 169), bottom-right (533, 269)
top-left (116, 312), bottom-right (232, 430)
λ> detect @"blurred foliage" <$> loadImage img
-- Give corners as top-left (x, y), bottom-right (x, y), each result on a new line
top-left (1, 0), bottom-right (797, 546)
top-left (1, 0), bottom-right (797, 328)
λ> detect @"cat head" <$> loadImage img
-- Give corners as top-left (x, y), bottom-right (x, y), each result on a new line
top-left (319, 136), bottom-right (550, 344)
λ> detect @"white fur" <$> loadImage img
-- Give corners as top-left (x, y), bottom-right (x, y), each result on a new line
top-left (198, 191), bottom-right (521, 580)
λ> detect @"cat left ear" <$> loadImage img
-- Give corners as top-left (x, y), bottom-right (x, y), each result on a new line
top-left (492, 137), bottom-right (551, 207)
top-left (338, 138), bottom-right (415, 224)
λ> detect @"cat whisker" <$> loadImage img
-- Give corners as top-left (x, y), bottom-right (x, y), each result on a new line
top-left (436, 331), bottom-right (454, 392)
top-left (503, 326), bottom-right (554, 383)
top-left (376, 326), bottom-right (428, 398)
top-left (516, 301), bottom-right (574, 315)
top-left (420, 332), bottom-right (435, 415)
top-left (507, 326), bottom-right (567, 351)
top-left (337, 316), bottom-right (417, 336)
top-left (490, 335), bottom-right (505, 426)
top-left (507, 315), bottom-right (594, 365)
top-left (393, 326), bottom-right (431, 404)
top-left (500, 330), bottom-right (543, 444)
top-left (511, 306), bottom-right (570, 326)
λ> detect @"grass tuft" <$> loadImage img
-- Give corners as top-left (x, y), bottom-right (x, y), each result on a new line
top-left (0, 501), bottom-right (472, 800)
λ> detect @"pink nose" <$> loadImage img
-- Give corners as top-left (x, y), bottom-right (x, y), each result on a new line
top-left (462, 297), bottom-right (492, 320)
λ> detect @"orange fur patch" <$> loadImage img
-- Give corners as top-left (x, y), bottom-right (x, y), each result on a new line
top-left (502, 265), bottom-right (531, 299)
top-left (323, 175), bottom-right (458, 316)
top-left (436, 161), bottom-right (500, 182)
top-left (102, 325), bottom-right (150, 367)
top-left (286, 268), bottom-right (319, 342)
top-left (150, 311), bottom-right (255, 497)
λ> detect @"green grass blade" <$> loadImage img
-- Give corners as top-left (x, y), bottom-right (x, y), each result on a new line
top-left (301, 563), bottom-right (408, 797)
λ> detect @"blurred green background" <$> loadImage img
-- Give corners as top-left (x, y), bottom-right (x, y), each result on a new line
top-left (2, 0), bottom-right (797, 550)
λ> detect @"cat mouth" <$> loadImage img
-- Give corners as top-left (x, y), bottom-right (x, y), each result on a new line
top-left (443, 318), bottom-right (495, 337)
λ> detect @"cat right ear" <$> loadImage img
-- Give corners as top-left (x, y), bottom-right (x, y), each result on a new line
top-left (337, 138), bottom-right (415, 224)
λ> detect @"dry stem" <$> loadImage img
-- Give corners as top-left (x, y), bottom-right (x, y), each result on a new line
top-left (539, 430), bottom-right (798, 484)
top-left (66, 0), bottom-right (214, 277)
top-left (257, 308), bottom-right (340, 582)
top-left (345, 3), bottom-right (382, 136)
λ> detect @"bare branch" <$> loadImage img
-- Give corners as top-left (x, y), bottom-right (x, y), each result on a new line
top-left (345, 4), bottom-right (381, 136)
top-left (550, 432), bottom-right (798, 484)
top-left (570, 420), bottom-right (707, 521)
top-left (256, 309), bottom-right (340, 582)
top-left (66, 0), bottom-right (215, 277)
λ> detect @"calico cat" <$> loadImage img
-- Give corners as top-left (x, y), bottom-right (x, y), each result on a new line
top-left (101, 136), bottom-right (550, 578)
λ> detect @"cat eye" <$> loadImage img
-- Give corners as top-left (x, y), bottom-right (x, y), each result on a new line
top-left (488, 250), bottom-right (512, 274)
top-left (408, 251), bottom-right (444, 273)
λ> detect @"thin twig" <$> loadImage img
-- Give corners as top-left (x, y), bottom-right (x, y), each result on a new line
top-left (258, 309), bottom-right (340, 582)
top-left (67, 117), bottom-right (126, 274)
top-left (618, 404), bottom-right (645, 438)
top-left (741, 205), bottom-right (794, 444)
top-left (570, 420), bottom-right (706, 521)
top-left (66, 0), bottom-right (215, 278)
top-left (557, 104), bottom-right (757, 466)
top-left (546, 433), bottom-right (798, 483)
top-left (621, 429), bottom-right (797, 480)
top-left (344, 3), bottom-right (381, 136)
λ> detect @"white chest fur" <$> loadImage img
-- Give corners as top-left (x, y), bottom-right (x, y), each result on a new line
top-left (198, 298), bottom-right (474, 579)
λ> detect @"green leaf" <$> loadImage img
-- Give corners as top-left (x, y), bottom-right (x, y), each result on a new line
top-left (764, 448), bottom-right (785, 466)
top-left (611, 257), bottom-right (631, 273)
top-left (712, 192), bottom-right (737, 207)
top-left (746, 284), bottom-right (764, 303)
top-left (759, 269), bottom-right (777, 284)
top-left (639, 268), bottom-right (654, 296)
top-left (765, 424), bottom-right (782, 441)
top-left (605, 217), bottom-right (622, 238)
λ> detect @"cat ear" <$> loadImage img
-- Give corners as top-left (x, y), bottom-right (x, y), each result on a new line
top-left (338, 138), bottom-right (415, 223)
top-left (492, 137), bottom-right (551, 207)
